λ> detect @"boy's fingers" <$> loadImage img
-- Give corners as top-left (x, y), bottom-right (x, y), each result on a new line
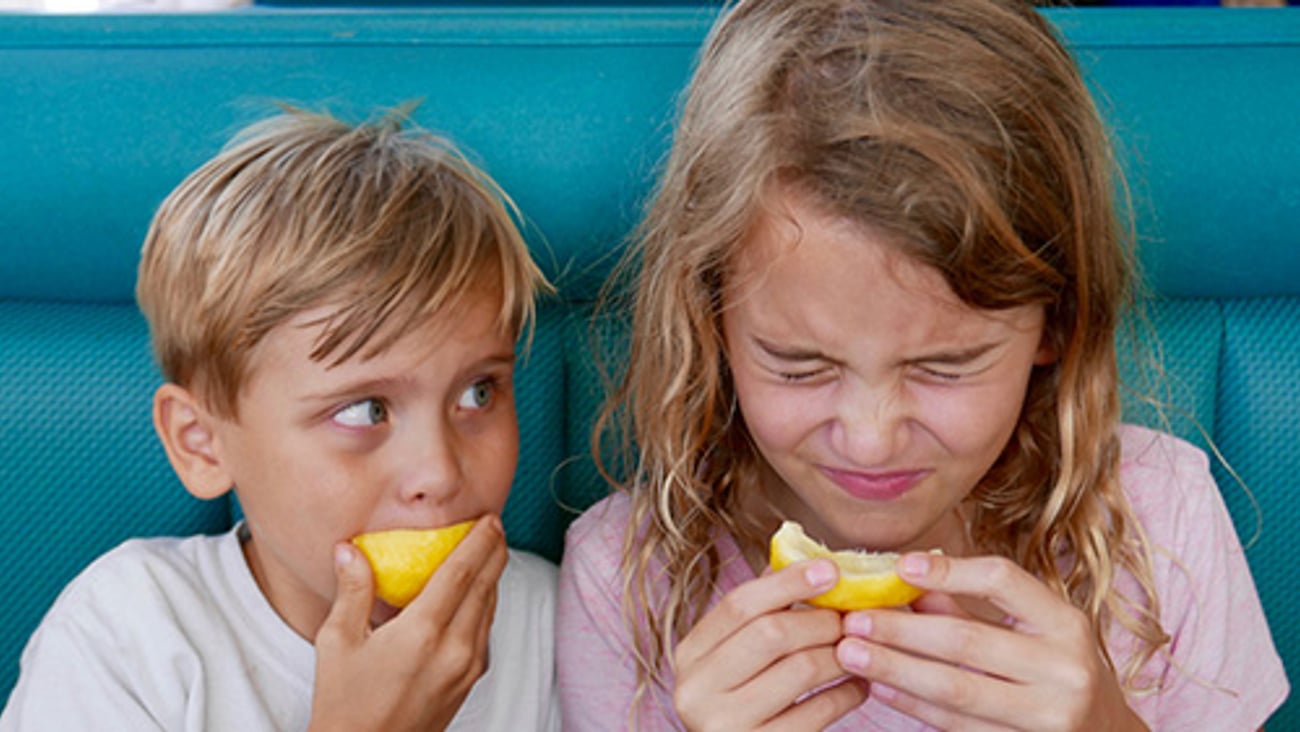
top-left (675, 559), bottom-right (839, 669)
top-left (319, 542), bottom-right (374, 647)
top-left (407, 515), bottom-right (508, 623)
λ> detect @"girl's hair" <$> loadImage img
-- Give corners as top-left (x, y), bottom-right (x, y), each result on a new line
top-left (137, 107), bottom-right (550, 418)
top-left (598, 0), bottom-right (1167, 707)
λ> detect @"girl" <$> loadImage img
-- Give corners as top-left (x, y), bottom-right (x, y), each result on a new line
top-left (557, 1), bottom-right (1287, 730)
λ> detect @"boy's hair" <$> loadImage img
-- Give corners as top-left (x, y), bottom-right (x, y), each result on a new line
top-left (601, 0), bottom-right (1166, 705)
top-left (138, 108), bottom-right (550, 419)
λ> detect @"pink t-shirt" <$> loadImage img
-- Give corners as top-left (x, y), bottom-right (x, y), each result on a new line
top-left (557, 425), bottom-right (1289, 730)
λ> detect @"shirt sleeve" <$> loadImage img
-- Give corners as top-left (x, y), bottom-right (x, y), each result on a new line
top-left (556, 497), bottom-right (680, 732)
top-left (0, 590), bottom-right (167, 732)
top-left (1123, 430), bottom-right (1290, 729)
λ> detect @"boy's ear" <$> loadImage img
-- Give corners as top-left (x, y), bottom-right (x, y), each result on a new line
top-left (153, 383), bottom-right (234, 500)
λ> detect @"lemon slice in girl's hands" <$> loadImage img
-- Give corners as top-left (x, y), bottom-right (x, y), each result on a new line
top-left (769, 521), bottom-right (930, 611)
top-left (352, 520), bottom-right (476, 608)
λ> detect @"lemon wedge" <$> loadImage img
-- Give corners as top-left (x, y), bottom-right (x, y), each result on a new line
top-left (351, 520), bottom-right (476, 607)
top-left (769, 520), bottom-right (930, 611)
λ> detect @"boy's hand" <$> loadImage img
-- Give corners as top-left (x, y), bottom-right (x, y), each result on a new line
top-left (672, 559), bottom-right (868, 731)
top-left (308, 515), bottom-right (508, 732)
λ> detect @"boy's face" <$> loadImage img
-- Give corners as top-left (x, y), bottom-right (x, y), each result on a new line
top-left (209, 290), bottom-right (518, 637)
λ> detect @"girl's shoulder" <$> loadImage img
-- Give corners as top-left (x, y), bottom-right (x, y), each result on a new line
top-left (1115, 423), bottom-right (1232, 550)
top-left (1117, 423), bottom-right (1213, 501)
top-left (1118, 423), bottom-right (1210, 474)
top-left (563, 491), bottom-right (635, 561)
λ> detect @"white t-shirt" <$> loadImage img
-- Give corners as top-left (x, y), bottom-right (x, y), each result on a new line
top-left (0, 525), bottom-right (559, 732)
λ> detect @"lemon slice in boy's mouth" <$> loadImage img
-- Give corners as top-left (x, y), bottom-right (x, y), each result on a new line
top-left (769, 521), bottom-right (930, 611)
top-left (351, 520), bottom-right (476, 608)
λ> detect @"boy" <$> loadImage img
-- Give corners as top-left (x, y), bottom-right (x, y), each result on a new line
top-left (0, 109), bottom-right (559, 731)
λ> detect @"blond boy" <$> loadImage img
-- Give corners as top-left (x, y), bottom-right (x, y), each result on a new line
top-left (0, 109), bottom-right (558, 731)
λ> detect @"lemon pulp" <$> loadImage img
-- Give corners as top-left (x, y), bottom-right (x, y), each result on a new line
top-left (351, 520), bottom-right (476, 607)
top-left (768, 521), bottom-right (927, 611)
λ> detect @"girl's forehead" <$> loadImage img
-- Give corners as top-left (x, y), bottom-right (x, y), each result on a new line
top-left (733, 189), bottom-right (947, 301)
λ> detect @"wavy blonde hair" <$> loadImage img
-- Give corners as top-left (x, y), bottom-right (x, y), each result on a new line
top-left (138, 107), bottom-right (550, 418)
top-left (597, 0), bottom-right (1168, 712)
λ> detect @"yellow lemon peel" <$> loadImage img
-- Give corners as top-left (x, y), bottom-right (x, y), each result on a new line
top-left (769, 520), bottom-right (935, 611)
top-left (351, 520), bottom-right (476, 608)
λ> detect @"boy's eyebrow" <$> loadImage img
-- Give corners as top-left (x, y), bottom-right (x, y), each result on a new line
top-left (301, 353), bottom-right (517, 401)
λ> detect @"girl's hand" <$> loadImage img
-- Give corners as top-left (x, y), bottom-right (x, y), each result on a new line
top-left (308, 516), bottom-right (508, 732)
top-left (673, 559), bottom-right (868, 731)
top-left (835, 552), bottom-right (1148, 732)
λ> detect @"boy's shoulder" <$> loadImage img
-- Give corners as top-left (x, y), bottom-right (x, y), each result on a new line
top-left (495, 548), bottom-right (559, 631)
top-left (45, 532), bottom-right (232, 619)
top-left (502, 547), bottom-right (558, 597)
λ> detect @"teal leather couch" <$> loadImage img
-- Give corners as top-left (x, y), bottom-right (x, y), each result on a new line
top-left (1, 6), bottom-right (1297, 725)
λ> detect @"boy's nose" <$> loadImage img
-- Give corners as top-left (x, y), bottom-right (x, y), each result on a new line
top-left (399, 427), bottom-right (463, 504)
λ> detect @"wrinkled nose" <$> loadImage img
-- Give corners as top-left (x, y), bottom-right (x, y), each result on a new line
top-left (831, 380), bottom-right (906, 466)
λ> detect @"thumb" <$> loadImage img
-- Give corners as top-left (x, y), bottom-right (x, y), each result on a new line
top-left (318, 542), bottom-right (374, 647)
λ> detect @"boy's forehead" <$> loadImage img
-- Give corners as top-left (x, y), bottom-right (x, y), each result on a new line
top-left (260, 290), bottom-right (512, 368)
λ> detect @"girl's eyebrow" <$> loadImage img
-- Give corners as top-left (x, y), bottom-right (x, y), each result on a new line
top-left (902, 342), bottom-right (999, 366)
top-left (753, 337), bottom-right (833, 362)
top-left (756, 336), bottom-right (1002, 366)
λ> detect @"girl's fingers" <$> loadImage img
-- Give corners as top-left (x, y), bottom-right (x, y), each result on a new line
top-left (696, 606), bottom-right (843, 692)
top-left (908, 589), bottom-right (969, 618)
top-left (843, 609), bottom-right (1049, 685)
top-left (728, 643), bottom-right (853, 713)
top-left (896, 553), bottom-right (1072, 633)
top-left (837, 636), bottom-right (1033, 726)
top-left (764, 676), bottom-right (870, 732)
top-left (871, 682), bottom-right (1011, 732)
top-left (674, 559), bottom-right (839, 669)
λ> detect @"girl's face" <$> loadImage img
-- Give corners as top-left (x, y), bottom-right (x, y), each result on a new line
top-left (722, 188), bottom-right (1051, 554)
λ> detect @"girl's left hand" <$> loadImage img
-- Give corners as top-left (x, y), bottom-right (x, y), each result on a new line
top-left (835, 552), bottom-right (1149, 732)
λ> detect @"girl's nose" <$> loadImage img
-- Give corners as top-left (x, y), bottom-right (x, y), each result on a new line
top-left (831, 380), bottom-right (906, 466)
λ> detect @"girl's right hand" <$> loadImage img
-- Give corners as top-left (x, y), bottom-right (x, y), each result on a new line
top-left (672, 558), bottom-right (868, 731)
top-left (307, 516), bottom-right (508, 732)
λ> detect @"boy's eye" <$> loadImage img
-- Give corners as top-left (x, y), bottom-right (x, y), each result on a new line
top-left (332, 398), bottom-right (388, 427)
top-left (457, 379), bottom-right (495, 410)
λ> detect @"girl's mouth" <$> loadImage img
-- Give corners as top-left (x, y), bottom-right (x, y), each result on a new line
top-left (819, 466), bottom-right (929, 501)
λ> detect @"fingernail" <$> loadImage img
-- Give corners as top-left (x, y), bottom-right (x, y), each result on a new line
top-left (873, 682), bottom-right (897, 701)
top-left (839, 640), bottom-right (871, 671)
top-left (844, 612), bottom-right (872, 637)
top-left (805, 560), bottom-right (837, 589)
top-left (898, 553), bottom-right (929, 578)
top-left (335, 544), bottom-right (353, 567)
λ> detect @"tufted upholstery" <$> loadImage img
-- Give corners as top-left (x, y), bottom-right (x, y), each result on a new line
top-left (1, 6), bottom-right (1296, 723)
